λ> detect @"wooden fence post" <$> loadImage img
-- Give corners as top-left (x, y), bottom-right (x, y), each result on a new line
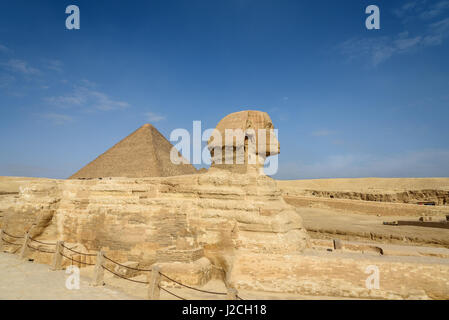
top-left (147, 265), bottom-right (161, 300)
top-left (0, 229), bottom-right (3, 252)
top-left (91, 250), bottom-right (105, 286)
top-left (227, 287), bottom-right (238, 300)
top-left (51, 241), bottom-right (64, 270)
top-left (19, 233), bottom-right (30, 259)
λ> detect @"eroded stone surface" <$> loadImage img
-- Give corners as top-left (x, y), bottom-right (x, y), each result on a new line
top-left (1, 170), bottom-right (310, 285)
top-left (208, 110), bottom-right (279, 174)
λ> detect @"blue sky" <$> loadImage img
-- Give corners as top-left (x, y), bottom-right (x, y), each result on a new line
top-left (0, 0), bottom-right (448, 179)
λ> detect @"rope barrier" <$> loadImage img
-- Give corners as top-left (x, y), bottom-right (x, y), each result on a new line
top-left (60, 252), bottom-right (95, 266)
top-left (29, 237), bottom-right (56, 246)
top-left (103, 254), bottom-right (152, 272)
top-left (61, 243), bottom-right (96, 256)
top-left (159, 285), bottom-right (187, 300)
top-left (27, 244), bottom-right (55, 254)
top-left (101, 265), bottom-right (149, 284)
top-left (3, 231), bottom-right (24, 239)
top-left (60, 251), bottom-right (96, 266)
top-left (1, 237), bottom-right (21, 246)
top-left (160, 272), bottom-right (227, 296)
top-left (0, 230), bottom-right (238, 301)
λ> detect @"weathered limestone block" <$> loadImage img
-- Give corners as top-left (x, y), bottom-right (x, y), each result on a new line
top-left (2, 180), bottom-right (62, 238)
top-left (157, 257), bottom-right (213, 286)
top-left (113, 261), bottom-right (140, 279)
top-left (230, 251), bottom-right (449, 299)
top-left (157, 246), bottom-right (204, 263)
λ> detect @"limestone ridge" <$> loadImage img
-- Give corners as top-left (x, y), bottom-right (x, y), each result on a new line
top-left (69, 123), bottom-right (197, 179)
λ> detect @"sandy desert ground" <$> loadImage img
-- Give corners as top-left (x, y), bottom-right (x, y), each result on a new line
top-left (278, 178), bottom-right (449, 247)
top-left (1, 252), bottom-right (368, 300)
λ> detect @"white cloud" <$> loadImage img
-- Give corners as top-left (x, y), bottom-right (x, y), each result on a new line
top-left (274, 150), bottom-right (449, 179)
top-left (338, 37), bottom-right (391, 66)
top-left (393, 1), bottom-right (437, 19)
top-left (41, 113), bottom-right (74, 125)
top-left (339, 23), bottom-right (449, 66)
top-left (80, 79), bottom-right (96, 87)
top-left (0, 74), bottom-right (15, 88)
top-left (394, 36), bottom-right (422, 50)
top-left (46, 95), bottom-right (85, 106)
top-left (311, 130), bottom-right (335, 137)
top-left (430, 17), bottom-right (449, 33)
top-left (420, 1), bottom-right (449, 19)
top-left (88, 89), bottom-right (130, 111)
top-left (0, 44), bottom-right (12, 54)
top-left (393, 1), bottom-right (421, 19)
top-left (43, 59), bottom-right (63, 72)
top-left (2, 59), bottom-right (40, 75)
top-left (45, 84), bottom-right (130, 111)
top-left (144, 112), bottom-right (165, 123)
top-left (340, 2), bottom-right (449, 66)
top-left (421, 17), bottom-right (449, 45)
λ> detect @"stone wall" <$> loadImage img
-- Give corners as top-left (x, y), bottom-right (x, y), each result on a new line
top-left (231, 251), bottom-right (449, 299)
top-left (157, 246), bottom-right (204, 263)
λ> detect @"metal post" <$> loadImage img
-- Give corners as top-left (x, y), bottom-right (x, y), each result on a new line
top-left (19, 233), bottom-right (30, 259)
top-left (147, 266), bottom-right (161, 300)
top-left (91, 250), bottom-right (105, 286)
top-left (51, 241), bottom-right (64, 270)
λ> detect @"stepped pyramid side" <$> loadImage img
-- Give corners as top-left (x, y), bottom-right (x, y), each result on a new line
top-left (69, 124), bottom-right (197, 179)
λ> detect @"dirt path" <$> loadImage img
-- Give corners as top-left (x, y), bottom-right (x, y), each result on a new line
top-left (1, 252), bottom-right (359, 300)
top-left (0, 253), bottom-right (138, 300)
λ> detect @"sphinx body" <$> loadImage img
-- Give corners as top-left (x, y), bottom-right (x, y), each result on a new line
top-left (1, 110), bottom-right (309, 288)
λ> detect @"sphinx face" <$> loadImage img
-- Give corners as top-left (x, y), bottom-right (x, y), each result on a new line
top-left (208, 110), bottom-right (280, 168)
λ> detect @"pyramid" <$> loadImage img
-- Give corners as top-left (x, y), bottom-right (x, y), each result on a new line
top-left (69, 124), bottom-right (197, 179)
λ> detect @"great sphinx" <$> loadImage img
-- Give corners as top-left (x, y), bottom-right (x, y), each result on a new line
top-left (0, 110), bottom-right (309, 287)
top-left (2, 111), bottom-right (449, 299)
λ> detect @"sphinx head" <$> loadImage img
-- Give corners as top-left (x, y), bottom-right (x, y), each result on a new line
top-left (207, 110), bottom-right (279, 174)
